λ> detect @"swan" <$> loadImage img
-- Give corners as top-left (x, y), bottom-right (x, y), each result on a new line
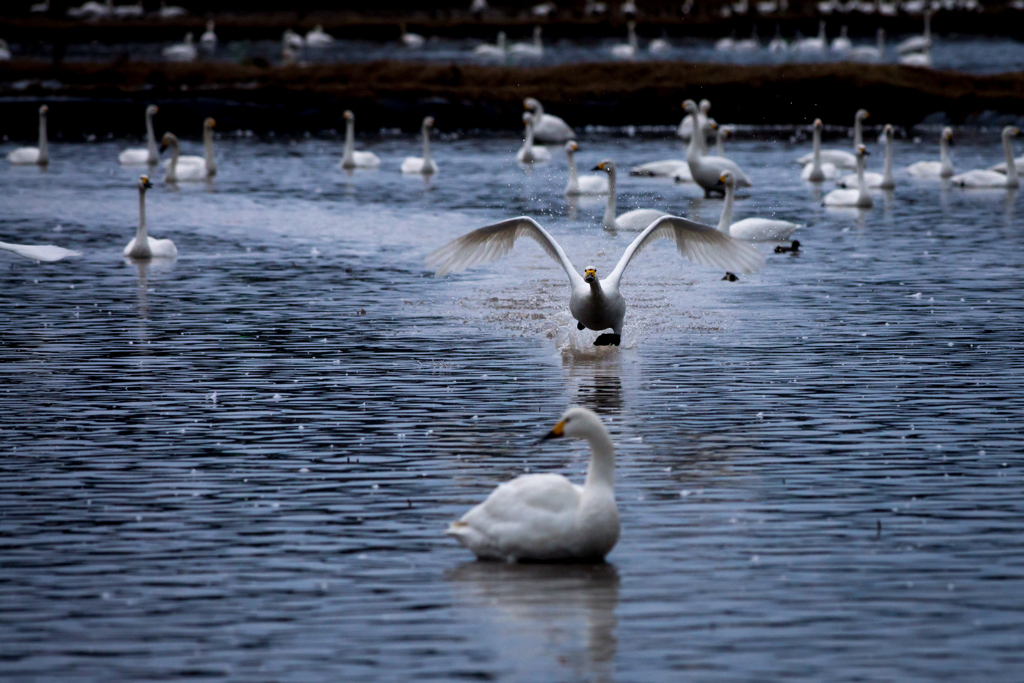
top-left (611, 21), bottom-right (638, 59)
top-left (401, 116), bottom-right (438, 174)
top-left (158, 1), bottom-right (187, 18)
top-left (677, 99), bottom-right (716, 140)
top-left (200, 20), bottom-right (217, 49)
top-left (531, 1), bottom-right (555, 17)
top-left (509, 26), bottom-right (543, 57)
top-left (951, 126), bottom-right (1019, 189)
top-left (897, 9), bottom-right (931, 54)
top-left (471, 0), bottom-right (489, 15)
top-left (162, 33), bottom-right (197, 62)
top-left (340, 110), bottom-right (381, 169)
top-left (714, 31), bottom-right (736, 51)
top-left (305, 24), bottom-right (334, 47)
top-left (516, 113), bottom-right (551, 164)
top-left (711, 125), bottom-right (733, 156)
top-left (283, 29), bottom-right (305, 50)
top-left (838, 123), bottom-right (894, 189)
top-left (823, 145), bottom-right (873, 207)
top-left (564, 142), bottom-right (609, 195)
top-left (446, 406), bottom-right (620, 563)
top-left (648, 33), bottom-right (671, 53)
top-left (800, 118), bottom-right (840, 181)
top-left (718, 171), bottom-right (801, 242)
top-left (0, 240), bottom-right (80, 262)
top-left (849, 28), bottom-right (884, 61)
top-left (160, 119), bottom-right (216, 183)
top-left (118, 104), bottom-right (160, 166)
top-left (0, 39), bottom-right (10, 61)
top-left (630, 158), bottom-right (688, 178)
top-left (585, 0), bottom-right (608, 14)
top-left (899, 50), bottom-right (932, 68)
top-left (733, 26), bottom-right (760, 52)
top-left (767, 25), bottom-right (788, 52)
top-left (793, 21), bottom-right (827, 52)
top-left (30, 1), bottom-right (50, 13)
top-left (474, 31), bottom-right (506, 58)
top-left (426, 214), bottom-right (764, 346)
top-left (523, 98), bottom-right (574, 143)
top-left (124, 176), bottom-right (177, 260)
top-left (7, 105), bottom-right (49, 166)
top-left (68, 0), bottom-right (111, 19)
top-left (593, 160), bottom-right (669, 231)
top-left (906, 126), bottom-right (954, 178)
top-left (113, 1), bottom-right (143, 18)
top-left (831, 25), bottom-right (852, 51)
top-left (400, 23), bottom-right (425, 48)
top-left (683, 100), bottom-right (752, 196)
top-left (850, 108), bottom-right (870, 148)
top-left (795, 110), bottom-right (865, 168)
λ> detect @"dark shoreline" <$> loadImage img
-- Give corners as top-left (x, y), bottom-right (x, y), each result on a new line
top-left (2, 59), bottom-right (1024, 139)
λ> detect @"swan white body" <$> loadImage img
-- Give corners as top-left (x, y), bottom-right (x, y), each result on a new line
top-left (282, 29), bottom-right (304, 50)
top-left (401, 24), bottom-right (425, 48)
top-left (677, 99), bottom-right (716, 139)
top-left (8, 105), bottom-right (49, 166)
top-left (648, 36), bottom-right (671, 53)
top-left (524, 98), bottom-right (574, 143)
top-left (849, 28), bottom-right (885, 61)
top-left (630, 159), bottom-right (688, 178)
top-left (801, 119), bottom-right (839, 181)
top-left (593, 160), bottom-right (669, 231)
top-left (899, 51), bottom-right (932, 68)
top-left (517, 113), bottom-right (551, 164)
top-left (906, 127), bottom-right (954, 178)
top-left (0, 39), bottom-right (11, 61)
top-left (951, 126), bottom-right (1020, 188)
top-left (124, 176), bottom-right (177, 259)
top-left (838, 123), bottom-right (894, 189)
top-left (988, 155), bottom-right (1024, 175)
top-left (734, 27), bottom-right (760, 52)
top-left (683, 100), bottom-right (751, 196)
top-left (509, 27), bottom-right (543, 57)
top-left (305, 24), bottom-right (334, 47)
top-left (611, 21), bottom-right (638, 58)
top-left (161, 119), bottom-right (216, 183)
top-left (823, 145), bottom-right (873, 207)
top-left (119, 104), bottom-right (160, 166)
top-left (795, 109), bottom-right (866, 167)
top-left (158, 1), bottom-right (186, 18)
top-left (401, 116), bottom-right (438, 174)
top-left (340, 110), bottom-right (381, 169)
top-left (831, 25), bottom-right (852, 51)
top-left (426, 214), bottom-right (763, 344)
top-left (718, 171), bottom-right (801, 242)
top-left (564, 142), bottom-right (609, 196)
top-left (446, 407), bottom-right (620, 563)
top-left (113, 1), bottom-right (143, 17)
top-left (767, 26), bottom-right (788, 52)
top-left (715, 34), bottom-right (736, 51)
top-left (162, 33), bottom-right (197, 62)
top-left (897, 10), bottom-right (931, 54)
top-left (200, 21), bottom-right (217, 48)
top-left (474, 32), bottom-right (506, 57)
top-left (0, 240), bottom-right (80, 262)
top-left (794, 22), bottom-right (827, 52)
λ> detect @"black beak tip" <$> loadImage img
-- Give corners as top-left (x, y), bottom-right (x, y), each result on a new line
top-left (591, 165), bottom-right (602, 171)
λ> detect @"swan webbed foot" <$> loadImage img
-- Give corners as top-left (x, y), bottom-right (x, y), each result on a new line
top-left (722, 272), bottom-right (739, 281)
top-left (593, 333), bottom-right (621, 346)
top-left (577, 321), bottom-right (586, 330)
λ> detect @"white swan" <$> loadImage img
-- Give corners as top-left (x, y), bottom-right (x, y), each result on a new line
top-left (897, 9), bottom-right (931, 54)
top-left (683, 100), bottom-right (751, 196)
top-left (648, 33), bottom-right (671, 53)
top-left (677, 99), bottom-right (716, 140)
top-left (800, 118), bottom-right (840, 181)
top-left (610, 21), bottom-right (638, 59)
top-left (473, 31), bottom-right (506, 57)
top-left (593, 159), bottom-right (669, 231)
top-left (0, 240), bottom-right (80, 262)
top-left (401, 116), bottom-right (438, 174)
top-left (509, 26), bottom-right (543, 57)
top-left (124, 176), bottom-right (177, 260)
top-left (426, 214), bottom-right (763, 345)
top-left (0, 39), bottom-right (11, 61)
top-left (907, 126), bottom-right (954, 178)
top-left (795, 110), bottom-right (865, 168)
top-left (282, 29), bottom-right (304, 50)
top-left (400, 23), bottom-right (425, 48)
top-left (899, 50), bottom-right (932, 68)
top-left (305, 24), bottom-right (334, 47)
top-left (630, 158), bottom-right (688, 178)
top-left (516, 113), bottom-right (551, 164)
top-left (161, 119), bottom-right (216, 183)
top-left (524, 97), bottom-right (574, 143)
top-left (564, 142), bottom-right (609, 196)
top-left (823, 145), bottom-right (873, 207)
top-left (951, 126), bottom-right (1019, 189)
top-left (158, 1), bottom-right (186, 18)
top-left (113, 1), bottom-right (143, 17)
top-left (446, 407), bottom-right (620, 562)
top-left (714, 31), bottom-right (736, 51)
top-left (162, 32), bottom-right (197, 62)
top-left (711, 125), bottom-right (733, 156)
top-left (8, 104), bottom-right (49, 166)
top-left (831, 25), bottom-right (852, 51)
top-left (849, 28), bottom-right (884, 61)
top-left (340, 110), bottom-right (381, 169)
top-left (838, 123), bottom-right (894, 189)
top-left (200, 20), bottom-right (217, 49)
top-left (793, 21), bottom-right (827, 52)
top-left (733, 26), bottom-right (760, 52)
top-left (767, 25), bottom-right (788, 52)
top-left (118, 104), bottom-right (160, 166)
top-left (718, 171), bottom-right (801, 242)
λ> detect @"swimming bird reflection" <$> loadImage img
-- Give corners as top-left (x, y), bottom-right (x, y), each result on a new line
top-left (563, 352), bottom-right (624, 414)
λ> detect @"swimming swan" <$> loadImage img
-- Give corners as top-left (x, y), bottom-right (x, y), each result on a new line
top-left (564, 141), bottom-right (610, 196)
top-left (897, 9), bottom-right (931, 54)
top-left (677, 98), bottom-right (716, 140)
top-left (160, 119), bottom-right (216, 182)
top-left (793, 21), bottom-right (827, 52)
top-left (951, 126), bottom-right (1019, 189)
top-left (124, 176), bottom-right (177, 259)
top-left (0, 240), bottom-right (80, 262)
top-left (474, 31), bottom-right (506, 57)
top-left (611, 20), bottom-right (638, 59)
top-left (594, 159), bottom-right (669, 231)
top-left (630, 158), bottom-right (688, 178)
top-left (509, 26), bottom-right (544, 57)
top-left (838, 123), bottom-right (894, 189)
top-left (683, 100), bottom-right (751, 196)
top-left (849, 28), bottom-right (885, 61)
top-left (162, 32), bottom-right (197, 62)
top-left (426, 214), bottom-right (763, 345)
top-left (718, 171), bottom-right (801, 242)
top-left (800, 118), bottom-right (839, 181)
top-left (795, 109), bottom-right (866, 168)
top-left (8, 105), bottom-right (49, 166)
top-left (340, 110), bottom-right (381, 169)
top-left (200, 20), bottom-right (217, 48)
top-left (118, 104), bottom-right (160, 166)
top-left (516, 113), bottom-right (551, 163)
top-left (401, 116), bottom-right (438, 174)
top-left (906, 126), bottom-right (954, 178)
top-left (305, 24), bottom-right (334, 47)
top-left (523, 97), bottom-right (574, 143)
top-left (446, 406), bottom-right (619, 562)
top-left (823, 145), bottom-right (873, 207)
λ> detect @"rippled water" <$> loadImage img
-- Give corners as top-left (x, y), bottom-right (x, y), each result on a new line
top-left (2, 128), bottom-right (1024, 681)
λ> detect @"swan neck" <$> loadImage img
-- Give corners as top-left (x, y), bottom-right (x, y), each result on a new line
top-left (857, 154), bottom-right (868, 197)
top-left (145, 110), bottom-right (157, 162)
top-left (524, 121), bottom-right (534, 151)
top-left (603, 167), bottom-right (617, 227)
top-left (924, 13), bottom-right (931, 39)
top-left (168, 137), bottom-right (179, 178)
top-left (583, 426), bottom-right (616, 493)
top-left (204, 126), bottom-right (215, 173)
top-left (854, 116), bottom-right (862, 149)
top-left (566, 149), bottom-right (579, 187)
top-left (686, 118), bottom-right (702, 161)
top-left (718, 182), bottom-right (734, 233)
top-left (812, 126), bottom-right (821, 169)
top-left (137, 187), bottom-right (148, 245)
top-left (883, 134), bottom-right (893, 181)
top-left (422, 124), bottom-right (431, 163)
top-left (38, 110), bottom-right (48, 162)
top-left (343, 118), bottom-right (354, 162)
top-left (1004, 134), bottom-right (1018, 184)
top-left (715, 132), bottom-right (724, 156)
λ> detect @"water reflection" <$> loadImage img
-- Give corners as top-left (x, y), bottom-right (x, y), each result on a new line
top-left (447, 562), bottom-right (619, 683)
top-left (563, 352), bottom-right (624, 415)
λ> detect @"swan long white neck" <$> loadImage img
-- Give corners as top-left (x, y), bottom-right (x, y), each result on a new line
top-left (38, 109), bottom-right (49, 164)
top-left (718, 179), bottom-right (734, 233)
top-left (582, 422), bottom-right (616, 493)
top-left (602, 165), bottom-right (617, 228)
top-left (422, 122), bottom-right (432, 165)
top-left (533, 27), bottom-right (542, 48)
top-left (627, 22), bottom-right (638, 49)
top-left (882, 132), bottom-right (893, 186)
top-left (939, 131), bottom-right (952, 176)
top-left (167, 136), bottom-right (179, 181)
top-left (343, 117), bottom-right (355, 165)
top-left (923, 11), bottom-right (931, 41)
top-left (854, 113), bottom-right (865, 149)
top-left (145, 109), bottom-right (158, 164)
top-left (715, 129), bottom-right (725, 156)
top-left (566, 147), bottom-right (579, 192)
top-left (686, 113), bottom-right (703, 163)
top-left (812, 124), bottom-right (822, 174)
top-left (134, 186), bottom-right (150, 257)
top-left (523, 119), bottom-right (534, 156)
top-left (1003, 131), bottom-right (1018, 187)
top-left (203, 125), bottom-right (216, 176)
top-left (856, 152), bottom-right (869, 202)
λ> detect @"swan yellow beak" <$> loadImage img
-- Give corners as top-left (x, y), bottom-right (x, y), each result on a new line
top-left (584, 268), bottom-right (597, 282)
top-left (542, 420), bottom-right (566, 440)
top-left (594, 161), bottom-right (606, 171)
top-left (719, 173), bottom-right (727, 183)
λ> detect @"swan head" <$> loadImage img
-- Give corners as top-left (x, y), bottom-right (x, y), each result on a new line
top-left (856, 144), bottom-right (869, 157)
top-left (883, 123), bottom-right (893, 139)
top-left (523, 97), bottom-right (540, 112)
top-left (856, 108), bottom-right (870, 122)
top-left (159, 132), bottom-right (178, 152)
top-left (682, 99), bottom-right (698, 114)
top-left (204, 117), bottom-right (216, 130)
top-left (719, 126), bottom-right (732, 140)
top-left (813, 117), bottom-right (823, 130)
top-left (1002, 126), bottom-right (1020, 139)
top-left (138, 175), bottom-right (153, 191)
top-left (541, 406), bottom-right (607, 442)
top-left (592, 159), bottom-right (615, 174)
top-left (942, 126), bottom-right (953, 142)
top-left (39, 104), bottom-right (48, 116)
top-left (146, 104), bottom-right (158, 116)
top-left (184, 32), bottom-right (194, 44)
top-left (699, 99), bottom-right (712, 114)
top-left (343, 110), bottom-right (353, 121)
top-left (423, 116), bottom-right (435, 129)
top-left (718, 170), bottom-right (736, 186)
top-left (565, 140), bottom-right (578, 152)
top-left (583, 267), bottom-right (597, 283)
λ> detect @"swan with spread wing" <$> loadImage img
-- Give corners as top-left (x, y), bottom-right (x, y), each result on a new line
top-left (426, 215), bottom-right (764, 346)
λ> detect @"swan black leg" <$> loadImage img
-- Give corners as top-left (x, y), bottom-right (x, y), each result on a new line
top-left (594, 333), bottom-right (621, 346)
top-left (577, 321), bottom-right (585, 330)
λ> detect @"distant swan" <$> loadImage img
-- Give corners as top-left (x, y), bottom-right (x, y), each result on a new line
top-left (400, 23), bottom-right (425, 48)
top-left (838, 123), bottom-right (895, 189)
top-left (795, 110), bottom-right (866, 169)
top-left (200, 20), bottom-right (217, 48)
top-left (7, 104), bottom-right (49, 166)
top-left (401, 116), bottom-right (438, 174)
top-left (340, 110), bottom-right (381, 169)
top-left (0, 240), bottom-right (80, 262)
top-left (305, 24), bottom-right (334, 47)
top-left (849, 28), bottom-right (885, 61)
top-left (611, 21), bottom-right (638, 59)
top-left (683, 99), bottom-right (751, 196)
top-left (162, 32), bottom-right (197, 62)
top-left (823, 145), bottom-right (873, 207)
top-left (516, 113), bottom-right (551, 163)
top-left (951, 126), bottom-right (1019, 189)
top-left (564, 141), bottom-right (609, 195)
top-left (897, 9), bottom-right (932, 54)
top-left (593, 159), bottom-right (669, 231)
top-left (801, 118), bottom-right (839, 181)
top-left (509, 26), bottom-right (543, 57)
top-left (677, 98), bottom-right (716, 139)
top-left (161, 118), bottom-right (216, 183)
top-left (793, 21), bottom-right (827, 52)
top-left (718, 171), bottom-right (801, 241)
top-left (906, 126), bottom-right (954, 178)
top-left (118, 104), bottom-right (160, 166)
top-left (524, 97), bottom-right (574, 143)
top-left (474, 31), bottom-right (506, 58)
top-left (124, 176), bottom-right (178, 259)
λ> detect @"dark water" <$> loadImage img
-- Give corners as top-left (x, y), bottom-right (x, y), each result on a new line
top-left (2, 129), bottom-right (1024, 681)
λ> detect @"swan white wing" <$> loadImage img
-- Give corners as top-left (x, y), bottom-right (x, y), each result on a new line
top-left (533, 114), bottom-right (574, 142)
top-left (694, 156), bottom-right (752, 186)
top-left (614, 208), bottom-right (669, 231)
top-left (951, 169), bottom-right (1009, 188)
top-left (0, 241), bottom-right (81, 262)
top-left (823, 188), bottom-right (860, 205)
top-left (801, 161), bottom-right (838, 180)
top-left (351, 151), bottom-right (381, 168)
top-left (609, 215), bottom-right (764, 287)
top-left (426, 216), bottom-right (583, 286)
top-left (837, 171), bottom-right (884, 188)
